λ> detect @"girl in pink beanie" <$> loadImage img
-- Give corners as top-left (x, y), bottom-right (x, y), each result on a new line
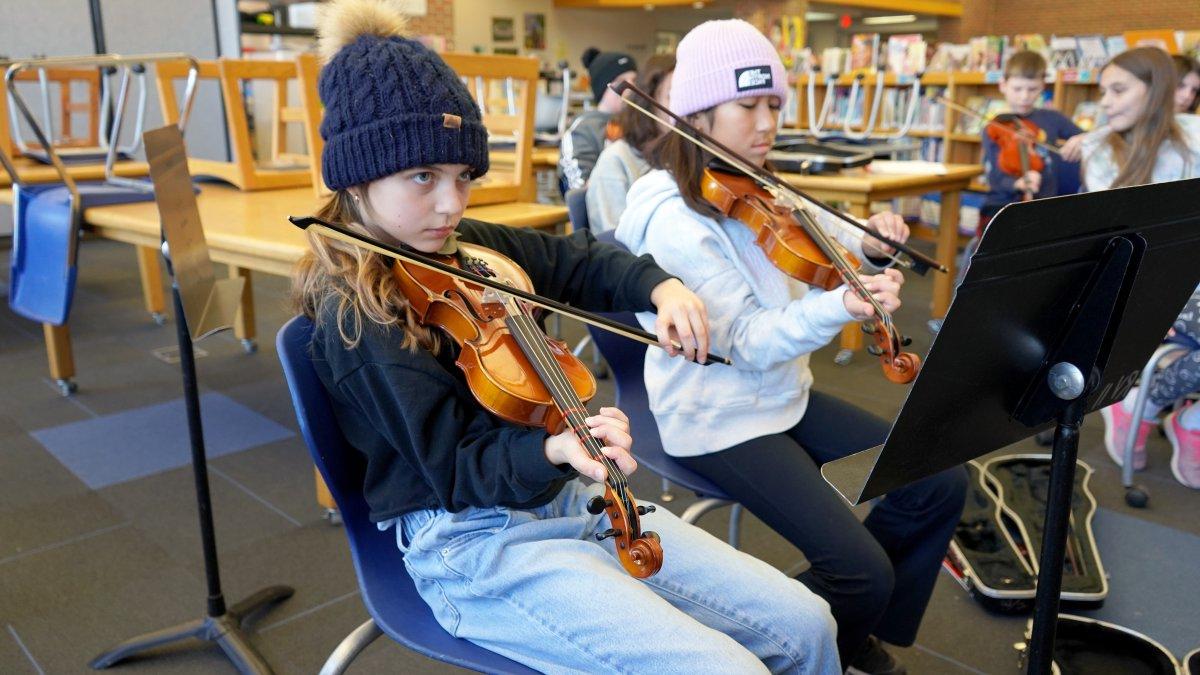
top-left (616, 18), bottom-right (967, 675)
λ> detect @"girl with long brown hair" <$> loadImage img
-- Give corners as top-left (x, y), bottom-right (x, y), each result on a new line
top-left (1078, 47), bottom-right (1200, 489)
top-left (291, 1), bottom-right (840, 672)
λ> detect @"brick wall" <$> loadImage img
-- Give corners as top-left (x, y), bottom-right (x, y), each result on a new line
top-left (939, 0), bottom-right (1199, 42)
top-left (409, 0), bottom-right (456, 50)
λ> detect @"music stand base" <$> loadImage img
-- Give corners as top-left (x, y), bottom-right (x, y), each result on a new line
top-left (89, 584), bottom-right (293, 673)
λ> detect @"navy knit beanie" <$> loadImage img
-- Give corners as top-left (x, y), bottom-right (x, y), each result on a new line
top-left (316, 0), bottom-right (488, 191)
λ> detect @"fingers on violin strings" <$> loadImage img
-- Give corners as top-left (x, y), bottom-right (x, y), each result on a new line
top-left (594, 406), bottom-right (630, 426)
top-left (601, 445), bottom-right (637, 475)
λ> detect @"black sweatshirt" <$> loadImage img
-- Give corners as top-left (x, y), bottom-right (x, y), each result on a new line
top-left (310, 218), bottom-right (673, 522)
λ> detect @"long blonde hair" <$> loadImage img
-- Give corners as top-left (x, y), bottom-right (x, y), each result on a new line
top-left (291, 190), bottom-right (442, 353)
top-left (1104, 47), bottom-right (1188, 188)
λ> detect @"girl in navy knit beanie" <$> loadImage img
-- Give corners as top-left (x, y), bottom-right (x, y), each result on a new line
top-left (292, 3), bottom-right (838, 673)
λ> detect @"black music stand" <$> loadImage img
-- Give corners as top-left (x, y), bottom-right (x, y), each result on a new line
top-left (821, 178), bottom-right (1200, 674)
top-left (89, 126), bottom-right (292, 673)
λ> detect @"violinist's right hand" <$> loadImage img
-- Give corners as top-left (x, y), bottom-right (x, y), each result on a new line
top-left (843, 269), bottom-right (904, 321)
top-left (544, 406), bottom-right (637, 482)
top-left (1059, 134), bottom-right (1085, 162)
top-left (1014, 170), bottom-right (1042, 194)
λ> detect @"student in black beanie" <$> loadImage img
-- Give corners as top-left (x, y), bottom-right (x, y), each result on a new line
top-left (293, 1), bottom-right (839, 672)
top-left (557, 47), bottom-right (637, 193)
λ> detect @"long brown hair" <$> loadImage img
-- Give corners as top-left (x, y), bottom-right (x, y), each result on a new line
top-left (1172, 54), bottom-right (1200, 113)
top-left (1103, 47), bottom-right (1188, 188)
top-left (291, 190), bottom-right (442, 353)
top-left (613, 54), bottom-right (676, 155)
top-left (648, 108), bottom-right (719, 218)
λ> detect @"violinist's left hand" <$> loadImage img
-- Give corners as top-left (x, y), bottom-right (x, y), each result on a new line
top-left (650, 278), bottom-right (710, 364)
top-left (862, 211), bottom-right (910, 259)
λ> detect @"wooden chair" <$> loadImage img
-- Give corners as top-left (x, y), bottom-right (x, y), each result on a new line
top-left (155, 58), bottom-right (311, 191)
top-left (3, 67), bottom-right (103, 157)
top-left (295, 53), bottom-right (332, 200)
top-left (442, 53), bottom-right (538, 205)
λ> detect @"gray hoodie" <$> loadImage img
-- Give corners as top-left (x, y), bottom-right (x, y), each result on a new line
top-left (616, 169), bottom-right (883, 457)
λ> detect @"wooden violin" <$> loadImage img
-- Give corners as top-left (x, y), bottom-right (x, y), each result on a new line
top-left (289, 216), bottom-right (736, 577)
top-left (613, 81), bottom-right (923, 384)
top-left (986, 114), bottom-right (1042, 201)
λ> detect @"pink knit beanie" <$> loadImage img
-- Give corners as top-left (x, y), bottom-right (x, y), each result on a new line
top-left (669, 19), bottom-right (788, 118)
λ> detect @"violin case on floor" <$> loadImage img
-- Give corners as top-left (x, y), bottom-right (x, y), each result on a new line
top-left (943, 454), bottom-right (1107, 614)
top-left (1017, 615), bottom-right (1182, 674)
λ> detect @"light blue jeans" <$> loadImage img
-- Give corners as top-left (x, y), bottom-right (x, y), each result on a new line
top-left (391, 479), bottom-right (840, 674)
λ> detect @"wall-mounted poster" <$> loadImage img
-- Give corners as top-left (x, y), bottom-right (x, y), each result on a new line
top-left (492, 17), bottom-right (514, 43)
top-left (524, 13), bottom-right (545, 50)
top-left (654, 31), bottom-right (679, 55)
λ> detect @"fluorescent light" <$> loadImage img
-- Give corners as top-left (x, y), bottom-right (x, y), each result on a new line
top-left (805, 11), bottom-right (837, 21)
top-left (862, 14), bottom-right (918, 25)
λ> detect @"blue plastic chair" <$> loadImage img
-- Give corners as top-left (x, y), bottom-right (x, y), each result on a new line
top-left (275, 316), bottom-right (537, 675)
top-left (564, 186), bottom-right (588, 233)
top-left (587, 231), bottom-right (744, 545)
top-left (9, 181), bottom-right (155, 325)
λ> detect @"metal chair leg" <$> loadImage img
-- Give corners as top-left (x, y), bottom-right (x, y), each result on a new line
top-left (319, 619), bottom-right (384, 675)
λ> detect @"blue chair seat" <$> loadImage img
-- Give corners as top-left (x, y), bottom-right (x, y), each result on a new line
top-left (9, 181), bottom-right (155, 325)
top-left (276, 316), bottom-right (536, 674)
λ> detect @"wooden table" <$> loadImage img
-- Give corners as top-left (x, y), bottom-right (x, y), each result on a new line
top-left (490, 145), bottom-right (559, 168)
top-left (779, 163), bottom-right (983, 359)
top-left (0, 157), bottom-right (149, 187)
top-left (1, 183), bottom-right (569, 392)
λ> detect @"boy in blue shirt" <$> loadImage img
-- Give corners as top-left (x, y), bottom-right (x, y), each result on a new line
top-left (980, 51), bottom-right (1083, 221)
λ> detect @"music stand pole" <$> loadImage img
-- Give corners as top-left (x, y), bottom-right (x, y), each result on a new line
top-left (89, 125), bottom-right (293, 673)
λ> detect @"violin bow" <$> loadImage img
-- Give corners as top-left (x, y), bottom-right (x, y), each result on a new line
top-left (612, 80), bottom-right (946, 276)
top-left (290, 215), bottom-right (733, 366)
top-left (937, 96), bottom-right (1064, 156)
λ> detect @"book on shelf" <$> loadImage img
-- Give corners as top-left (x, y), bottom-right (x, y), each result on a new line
top-left (850, 33), bottom-right (880, 71)
top-left (1076, 35), bottom-right (1108, 70)
top-left (821, 47), bottom-right (847, 75)
top-left (967, 36), bottom-right (989, 71)
top-left (1123, 29), bottom-right (1178, 53)
top-left (1049, 35), bottom-right (1081, 72)
top-left (1012, 34), bottom-right (1049, 61)
top-left (885, 34), bottom-right (926, 77)
top-left (928, 43), bottom-right (969, 72)
top-left (1105, 35), bottom-right (1128, 59)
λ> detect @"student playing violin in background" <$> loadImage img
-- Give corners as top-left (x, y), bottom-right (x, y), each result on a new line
top-left (980, 51), bottom-right (1083, 223)
top-left (291, 1), bottom-right (840, 672)
top-left (616, 19), bottom-right (966, 675)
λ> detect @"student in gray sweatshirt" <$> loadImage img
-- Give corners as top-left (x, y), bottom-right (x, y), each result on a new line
top-left (557, 47), bottom-right (636, 193)
top-left (586, 54), bottom-right (675, 233)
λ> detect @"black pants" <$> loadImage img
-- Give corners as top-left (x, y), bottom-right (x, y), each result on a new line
top-left (677, 391), bottom-right (968, 663)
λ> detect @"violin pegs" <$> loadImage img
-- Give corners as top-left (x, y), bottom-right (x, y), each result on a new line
top-left (861, 323), bottom-right (877, 334)
top-left (595, 528), bottom-right (622, 541)
top-left (636, 505), bottom-right (656, 516)
top-left (866, 345), bottom-right (883, 356)
top-left (901, 335), bottom-right (913, 347)
top-left (586, 496), bottom-right (613, 515)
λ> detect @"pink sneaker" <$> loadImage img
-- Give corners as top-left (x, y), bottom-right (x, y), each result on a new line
top-left (1100, 403), bottom-right (1152, 470)
top-left (1165, 407), bottom-right (1200, 489)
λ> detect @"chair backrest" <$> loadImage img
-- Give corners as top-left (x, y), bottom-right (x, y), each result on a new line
top-left (564, 186), bottom-right (588, 233)
top-left (275, 316), bottom-right (536, 674)
top-left (585, 232), bottom-right (732, 499)
top-left (155, 58), bottom-right (311, 191)
top-left (441, 53), bottom-right (539, 205)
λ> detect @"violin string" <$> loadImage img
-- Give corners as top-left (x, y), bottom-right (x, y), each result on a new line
top-left (619, 96), bottom-right (909, 269)
top-left (503, 297), bottom-right (629, 492)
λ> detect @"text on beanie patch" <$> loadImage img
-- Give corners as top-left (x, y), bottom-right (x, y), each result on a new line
top-left (734, 66), bottom-right (773, 92)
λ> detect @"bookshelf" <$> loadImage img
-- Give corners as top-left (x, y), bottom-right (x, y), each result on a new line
top-left (791, 70), bottom-right (1101, 193)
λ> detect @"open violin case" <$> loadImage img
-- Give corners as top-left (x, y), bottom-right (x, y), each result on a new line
top-left (943, 454), bottom-right (1107, 614)
top-left (769, 132), bottom-right (873, 174)
top-left (1016, 615), bottom-right (1182, 674)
